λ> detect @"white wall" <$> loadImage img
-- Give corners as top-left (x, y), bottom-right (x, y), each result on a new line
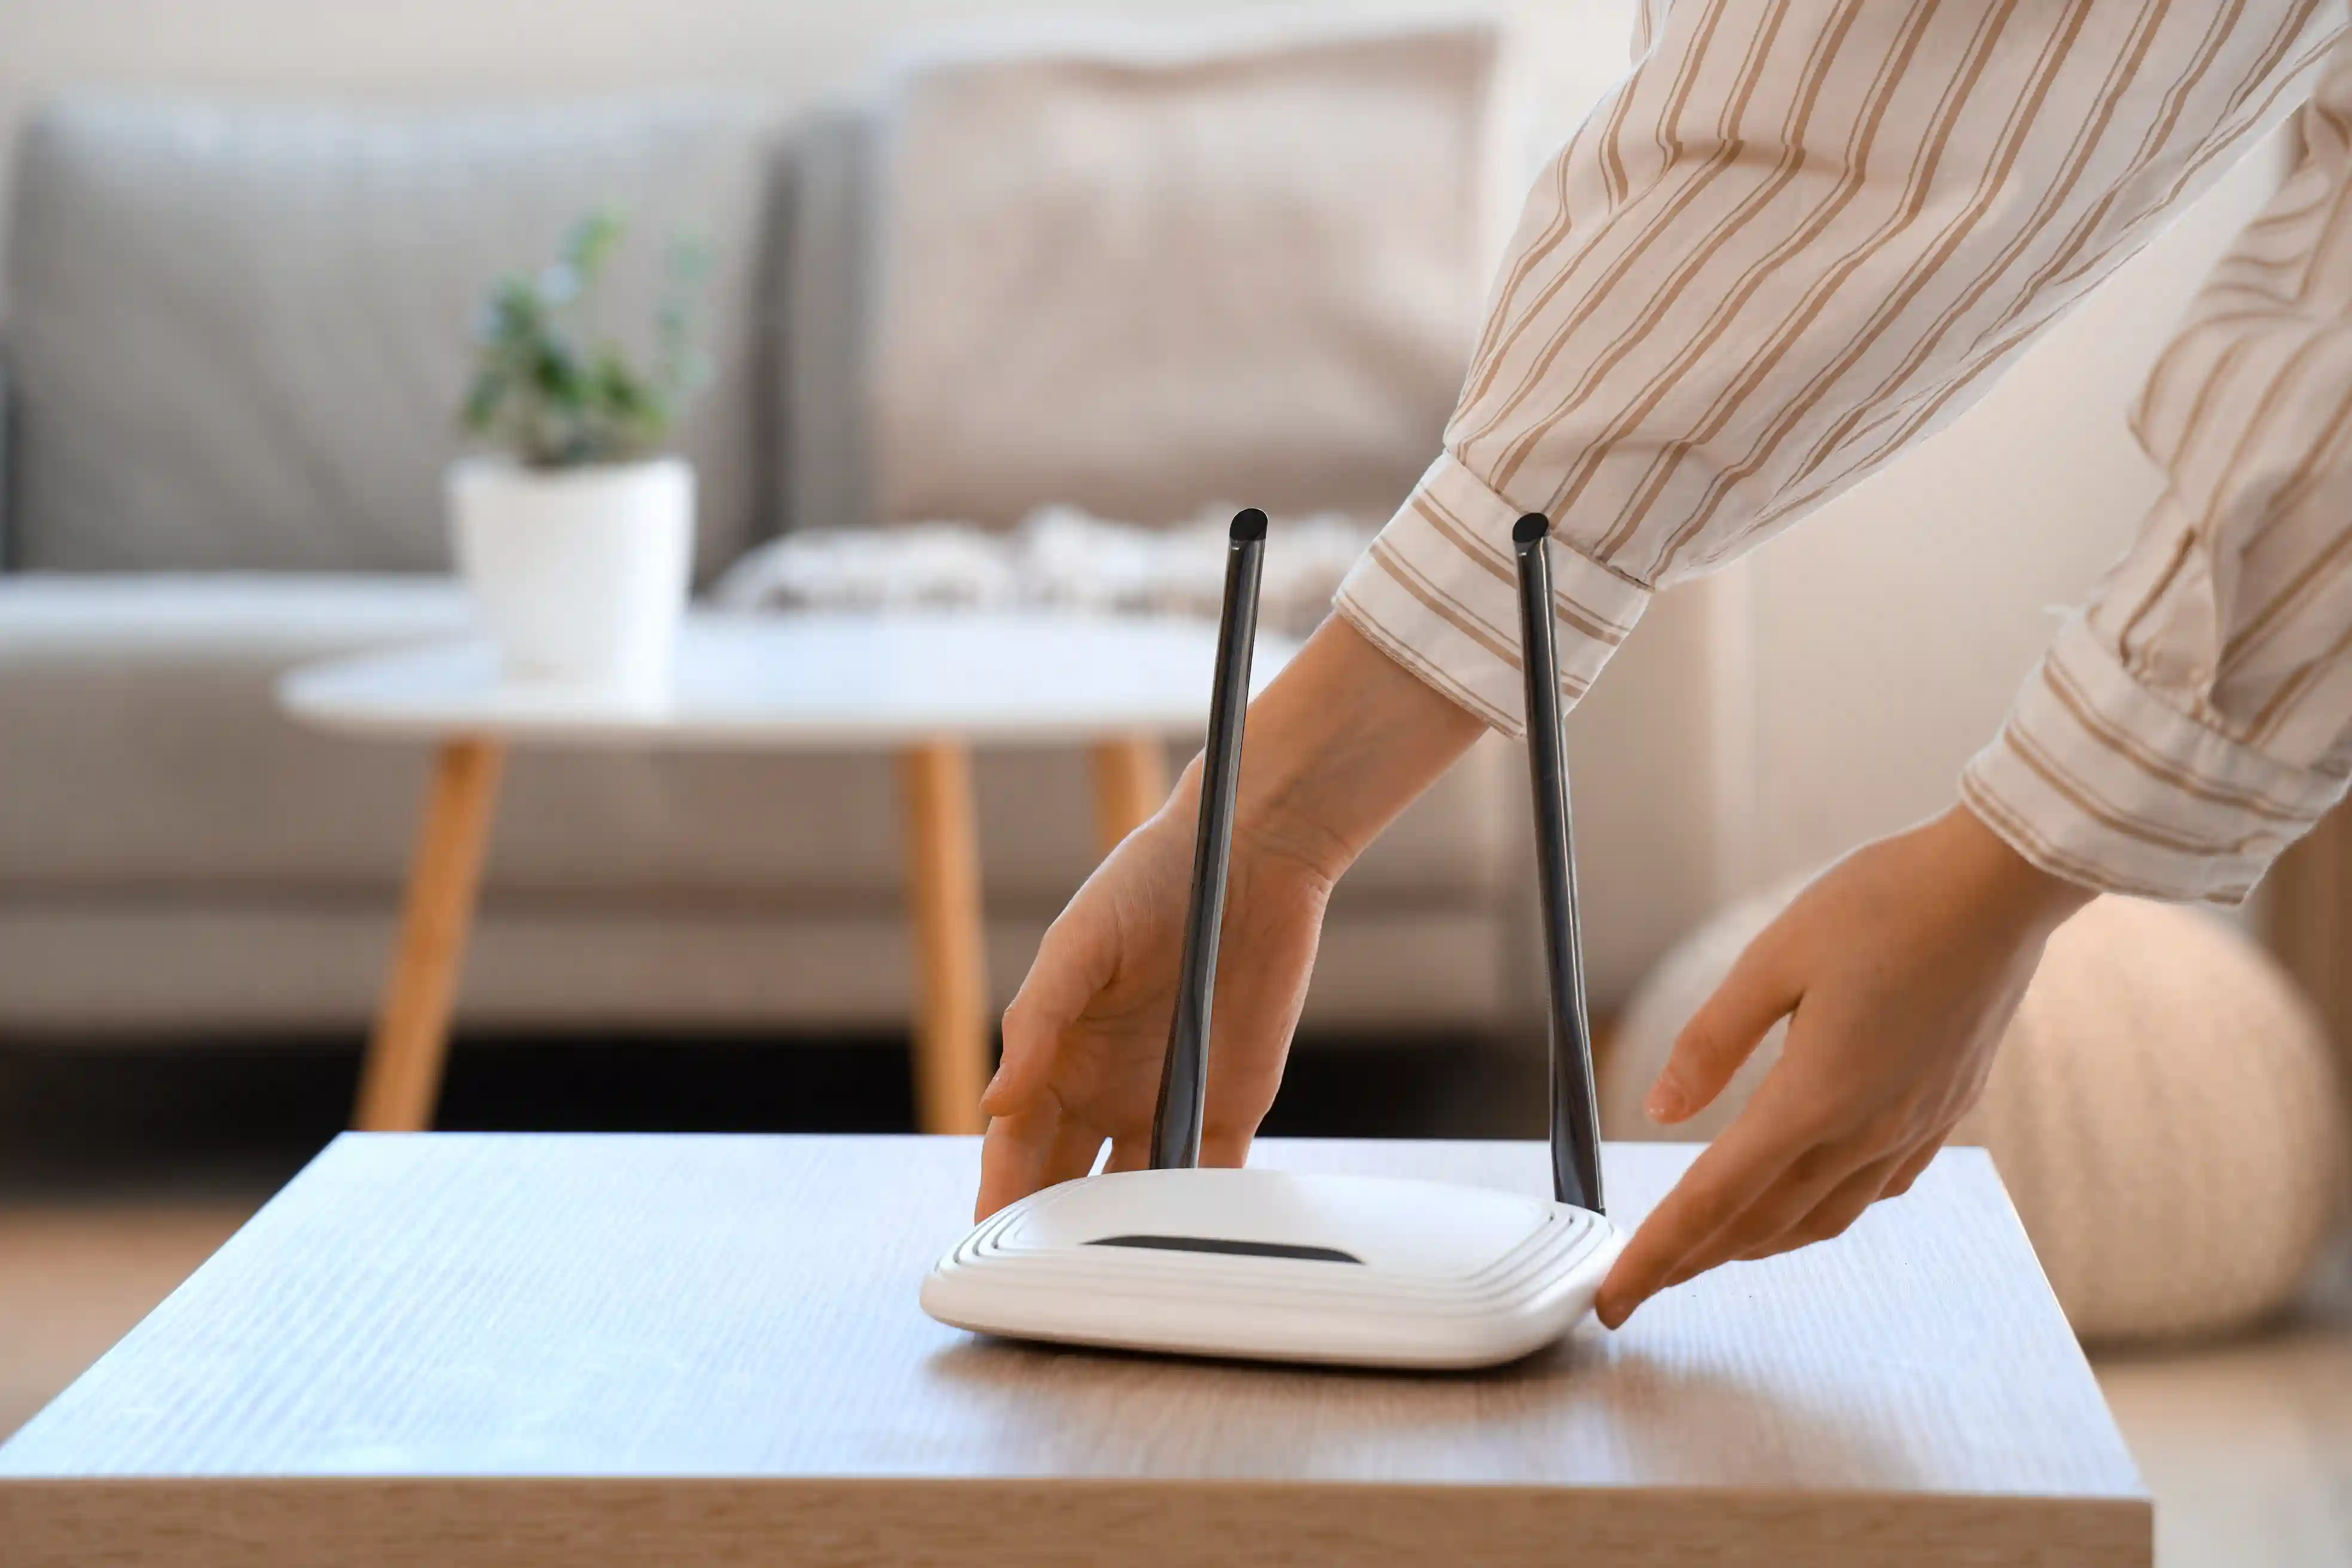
top-left (1728, 127), bottom-right (2299, 892)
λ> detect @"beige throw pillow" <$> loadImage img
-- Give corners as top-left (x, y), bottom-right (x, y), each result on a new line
top-left (869, 19), bottom-right (1503, 530)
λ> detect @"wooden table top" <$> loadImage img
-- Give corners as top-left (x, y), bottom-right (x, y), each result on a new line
top-left (0, 1134), bottom-right (2148, 1567)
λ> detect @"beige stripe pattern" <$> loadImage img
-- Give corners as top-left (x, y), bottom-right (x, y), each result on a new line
top-left (1337, 0), bottom-right (2352, 901)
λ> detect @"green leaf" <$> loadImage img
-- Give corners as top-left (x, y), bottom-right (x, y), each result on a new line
top-left (459, 207), bottom-right (711, 469)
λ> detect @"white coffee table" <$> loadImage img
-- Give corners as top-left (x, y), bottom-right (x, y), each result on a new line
top-left (278, 611), bottom-right (1291, 1137)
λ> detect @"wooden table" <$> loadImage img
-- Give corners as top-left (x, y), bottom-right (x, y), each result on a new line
top-left (276, 612), bottom-right (1290, 1137)
top-left (0, 1136), bottom-right (2149, 1567)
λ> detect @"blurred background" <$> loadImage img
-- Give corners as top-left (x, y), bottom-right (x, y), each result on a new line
top-left (0, 4), bottom-right (2347, 1563)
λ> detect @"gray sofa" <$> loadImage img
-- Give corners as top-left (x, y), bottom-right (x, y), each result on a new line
top-left (0, 96), bottom-right (1547, 1042)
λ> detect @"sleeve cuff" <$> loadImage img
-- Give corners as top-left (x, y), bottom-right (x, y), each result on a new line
top-left (1333, 453), bottom-right (1651, 737)
top-left (1961, 616), bottom-right (2351, 904)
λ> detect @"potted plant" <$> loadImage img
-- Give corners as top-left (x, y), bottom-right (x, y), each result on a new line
top-left (452, 210), bottom-right (710, 697)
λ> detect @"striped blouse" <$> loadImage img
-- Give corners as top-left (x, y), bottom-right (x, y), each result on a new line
top-left (1333, 0), bottom-right (2352, 903)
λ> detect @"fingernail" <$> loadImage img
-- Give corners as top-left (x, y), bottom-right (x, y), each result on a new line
top-left (1645, 1078), bottom-right (1685, 1122)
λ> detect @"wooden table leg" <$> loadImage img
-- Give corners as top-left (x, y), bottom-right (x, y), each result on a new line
top-left (352, 739), bottom-right (505, 1132)
top-left (899, 741), bottom-right (990, 1136)
top-left (1088, 735), bottom-right (1169, 857)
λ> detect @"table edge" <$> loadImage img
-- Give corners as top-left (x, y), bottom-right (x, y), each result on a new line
top-left (276, 670), bottom-right (1230, 749)
top-left (0, 1475), bottom-right (2153, 1568)
top-left (270, 619), bottom-right (1300, 748)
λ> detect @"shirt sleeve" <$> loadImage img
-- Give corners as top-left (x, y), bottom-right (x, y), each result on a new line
top-left (1965, 43), bottom-right (2352, 903)
top-left (1336, 0), bottom-right (2344, 735)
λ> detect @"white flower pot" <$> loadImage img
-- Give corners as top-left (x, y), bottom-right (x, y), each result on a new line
top-left (448, 456), bottom-right (695, 698)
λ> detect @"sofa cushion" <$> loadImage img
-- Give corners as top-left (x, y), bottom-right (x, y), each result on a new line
top-left (0, 576), bottom-right (1507, 910)
top-left (775, 105), bottom-right (875, 538)
top-left (6, 97), bottom-right (775, 580)
top-left (0, 901), bottom-right (1516, 1035)
top-left (868, 18), bottom-right (1503, 530)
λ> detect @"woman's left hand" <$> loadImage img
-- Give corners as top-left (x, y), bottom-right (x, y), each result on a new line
top-left (1594, 803), bottom-right (2094, 1328)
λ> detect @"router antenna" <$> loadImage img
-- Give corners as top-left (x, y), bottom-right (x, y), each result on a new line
top-left (1513, 513), bottom-right (1606, 1215)
top-left (1149, 508), bottom-right (1267, 1170)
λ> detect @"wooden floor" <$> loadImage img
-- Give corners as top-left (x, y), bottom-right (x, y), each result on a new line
top-left (4, 1189), bottom-right (2348, 1564)
top-left (0, 1197), bottom-right (256, 1441)
top-left (2094, 1239), bottom-right (2352, 1568)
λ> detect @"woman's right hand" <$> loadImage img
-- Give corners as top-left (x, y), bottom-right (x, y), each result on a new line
top-left (973, 774), bottom-right (1337, 1218)
top-left (970, 615), bottom-right (1489, 1221)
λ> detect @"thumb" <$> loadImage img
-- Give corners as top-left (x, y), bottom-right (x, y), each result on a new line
top-left (983, 900), bottom-right (1117, 1118)
top-left (1648, 930), bottom-right (1799, 1124)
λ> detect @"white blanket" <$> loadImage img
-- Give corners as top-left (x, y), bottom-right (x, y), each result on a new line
top-left (711, 506), bottom-right (1376, 637)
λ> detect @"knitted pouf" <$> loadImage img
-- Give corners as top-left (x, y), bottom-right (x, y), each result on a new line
top-left (1602, 882), bottom-right (2348, 1343)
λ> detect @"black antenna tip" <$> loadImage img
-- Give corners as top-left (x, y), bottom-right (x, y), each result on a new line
top-left (1513, 512), bottom-right (1551, 546)
top-left (1230, 508), bottom-right (1269, 542)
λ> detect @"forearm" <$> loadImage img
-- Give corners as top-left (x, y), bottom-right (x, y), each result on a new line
top-left (1165, 616), bottom-right (1487, 887)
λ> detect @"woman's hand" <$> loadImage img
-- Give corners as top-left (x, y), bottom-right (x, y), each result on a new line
top-left (974, 616), bottom-right (1487, 1220)
top-left (1594, 804), bottom-right (2094, 1327)
top-left (974, 781), bottom-right (1336, 1217)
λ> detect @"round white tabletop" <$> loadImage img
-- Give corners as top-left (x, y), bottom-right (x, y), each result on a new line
top-left (279, 610), bottom-right (1297, 749)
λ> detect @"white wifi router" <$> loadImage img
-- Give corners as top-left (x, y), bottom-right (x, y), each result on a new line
top-left (925, 1166), bottom-right (1617, 1369)
top-left (923, 509), bottom-right (1618, 1370)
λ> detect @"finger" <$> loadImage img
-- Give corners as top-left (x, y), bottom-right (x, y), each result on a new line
top-left (1040, 1116), bottom-right (1108, 1190)
top-left (985, 914), bottom-right (1115, 1118)
top-left (1199, 1124), bottom-right (1254, 1168)
top-left (1594, 1100), bottom-right (1812, 1328)
top-left (1196, 1038), bottom-right (1283, 1172)
top-left (1736, 1147), bottom-right (1913, 1261)
top-left (1737, 1131), bottom-right (1949, 1263)
top-left (1657, 1253), bottom-right (1712, 1293)
top-left (975, 1105), bottom-right (1065, 1220)
top-left (1647, 932), bottom-right (1801, 1124)
top-left (1105, 1137), bottom-right (1150, 1174)
top-left (1646, 1135), bottom-right (1873, 1289)
top-left (1879, 1139), bottom-right (1941, 1199)
top-left (1921, 1049), bottom-right (2000, 1138)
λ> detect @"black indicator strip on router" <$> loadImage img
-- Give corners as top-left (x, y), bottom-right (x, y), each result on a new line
top-left (1086, 1234), bottom-right (1365, 1265)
